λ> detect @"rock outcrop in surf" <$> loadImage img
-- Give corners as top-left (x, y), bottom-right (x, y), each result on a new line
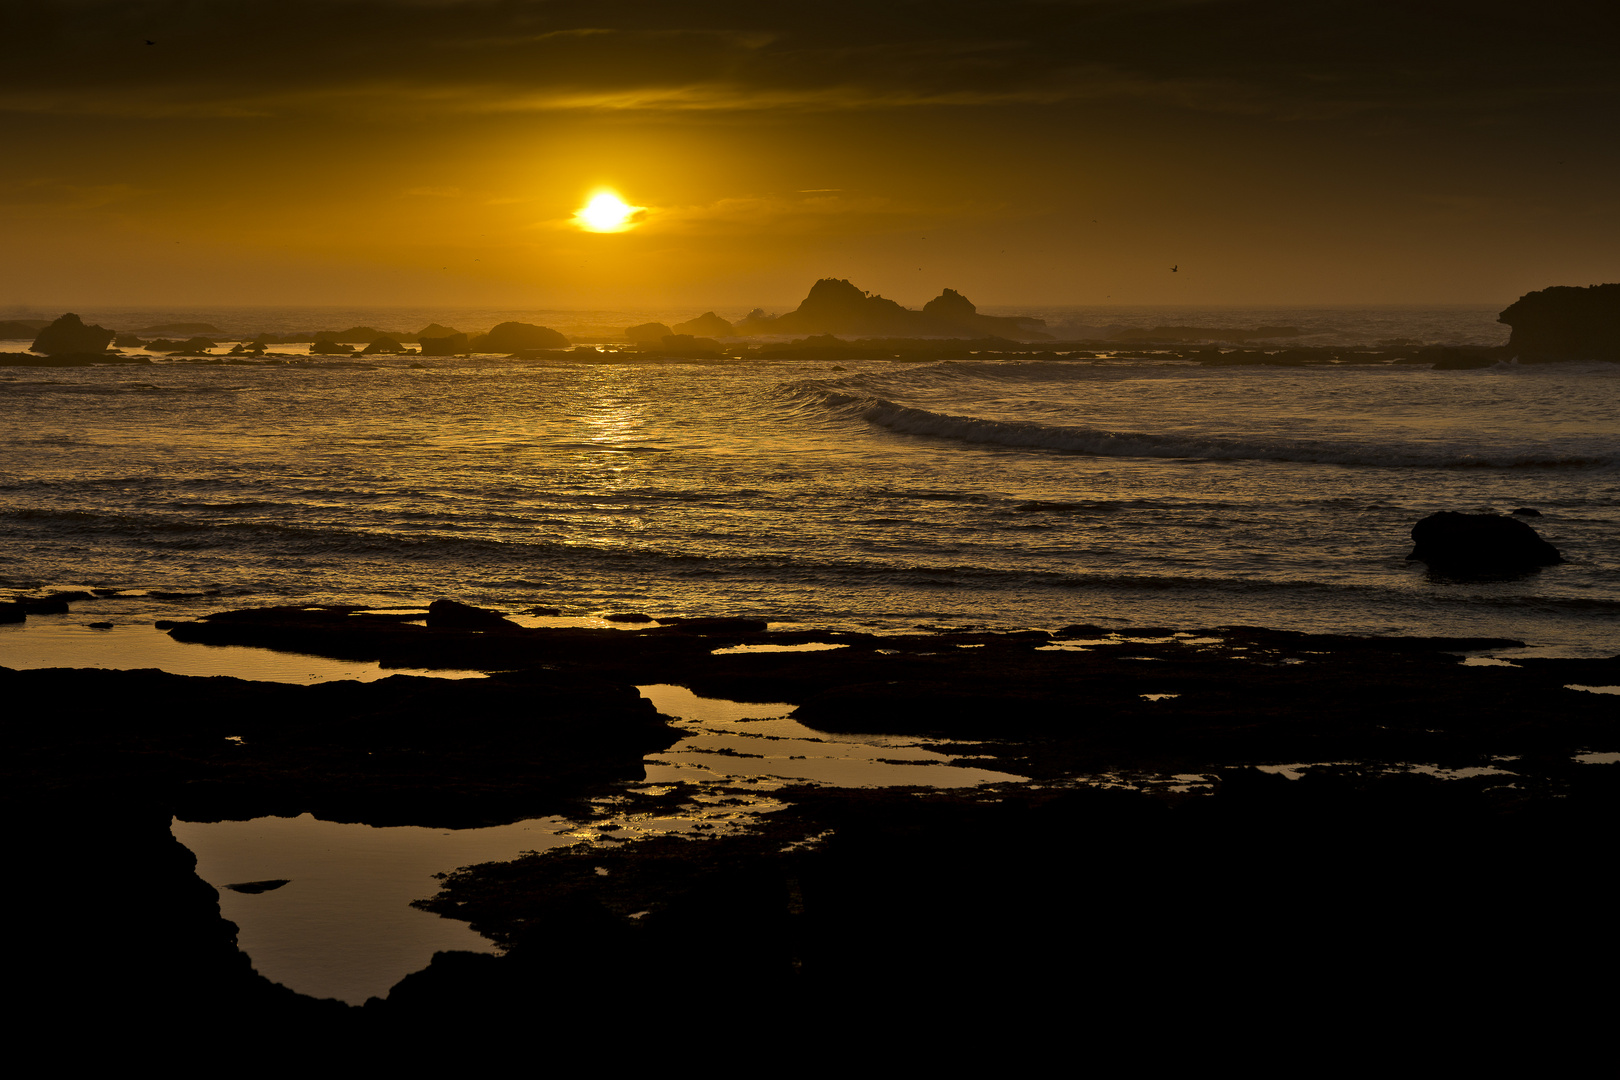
top-left (734, 279), bottom-right (1049, 340)
top-left (1407, 511), bottom-right (1563, 576)
top-left (31, 313), bottom-right (115, 356)
top-left (1498, 283), bottom-right (1620, 361)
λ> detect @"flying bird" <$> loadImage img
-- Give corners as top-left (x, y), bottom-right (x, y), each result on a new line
top-left (1171, 265), bottom-right (1179, 272)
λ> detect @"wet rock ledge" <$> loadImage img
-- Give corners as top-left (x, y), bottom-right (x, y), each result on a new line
top-left (9, 601), bottom-right (1619, 1054)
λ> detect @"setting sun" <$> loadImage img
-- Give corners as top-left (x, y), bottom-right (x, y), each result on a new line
top-left (573, 192), bottom-right (645, 233)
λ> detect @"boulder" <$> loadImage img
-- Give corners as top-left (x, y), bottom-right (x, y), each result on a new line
top-left (1407, 512), bottom-right (1563, 576)
top-left (30, 313), bottom-right (115, 356)
top-left (425, 599), bottom-right (517, 630)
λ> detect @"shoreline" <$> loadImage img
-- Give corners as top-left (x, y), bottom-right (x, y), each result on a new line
top-left (9, 598), bottom-right (1618, 1042)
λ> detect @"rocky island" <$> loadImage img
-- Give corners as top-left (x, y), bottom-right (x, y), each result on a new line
top-left (1499, 282), bottom-right (1620, 361)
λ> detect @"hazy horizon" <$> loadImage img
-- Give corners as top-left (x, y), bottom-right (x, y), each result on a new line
top-left (7, 2), bottom-right (1616, 310)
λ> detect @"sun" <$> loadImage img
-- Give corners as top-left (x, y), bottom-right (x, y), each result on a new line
top-left (573, 191), bottom-right (645, 233)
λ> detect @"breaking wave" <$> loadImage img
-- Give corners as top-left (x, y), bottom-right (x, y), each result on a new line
top-left (806, 389), bottom-right (1617, 469)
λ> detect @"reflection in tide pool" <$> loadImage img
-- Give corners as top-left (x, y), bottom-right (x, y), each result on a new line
top-left (172, 812), bottom-right (574, 1004)
top-left (0, 619), bottom-right (487, 683)
top-left (635, 683), bottom-right (1020, 790)
top-left (172, 682), bottom-right (1019, 1004)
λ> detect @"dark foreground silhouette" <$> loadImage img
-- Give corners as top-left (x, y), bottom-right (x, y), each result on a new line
top-left (8, 599), bottom-right (1617, 1060)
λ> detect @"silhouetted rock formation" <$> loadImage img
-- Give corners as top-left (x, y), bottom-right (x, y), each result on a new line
top-left (672, 311), bottom-right (735, 337)
top-left (31, 313), bottom-right (114, 355)
top-left (641, 334), bottom-right (723, 357)
top-left (920, 288), bottom-right (1050, 338)
top-left (0, 319), bottom-right (50, 339)
top-left (144, 336), bottom-right (217, 354)
top-left (361, 334), bottom-right (409, 354)
top-left (425, 598), bottom-right (516, 630)
top-left (1407, 511), bottom-right (1563, 576)
top-left (471, 322), bottom-right (569, 352)
top-left (413, 323), bottom-right (458, 342)
top-left (419, 332), bottom-right (470, 356)
top-left (625, 322), bottom-right (673, 344)
top-left (736, 279), bottom-right (1049, 340)
top-left (1499, 283), bottom-right (1620, 361)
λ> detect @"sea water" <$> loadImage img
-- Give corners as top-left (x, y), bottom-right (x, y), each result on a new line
top-left (7, 301), bottom-right (1617, 1003)
top-left (3, 303), bottom-right (1616, 654)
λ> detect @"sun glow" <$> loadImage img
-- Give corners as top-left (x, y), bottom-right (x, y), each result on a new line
top-left (573, 192), bottom-right (645, 233)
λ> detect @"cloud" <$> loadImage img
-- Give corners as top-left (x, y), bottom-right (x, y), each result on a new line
top-left (0, 178), bottom-right (146, 209)
top-left (5, 1), bottom-right (1613, 128)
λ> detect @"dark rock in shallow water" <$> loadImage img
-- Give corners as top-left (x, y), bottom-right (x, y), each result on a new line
top-left (31, 313), bottom-right (115, 356)
top-left (425, 598), bottom-right (516, 629)
top-left (1408, 511), bottom-right (1563, 575)
top-left (1499, 283), bottom-right (1620, 361)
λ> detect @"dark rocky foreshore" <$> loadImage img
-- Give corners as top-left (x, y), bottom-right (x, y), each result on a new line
top-left (10, 603), bottom-right (1618, 1055)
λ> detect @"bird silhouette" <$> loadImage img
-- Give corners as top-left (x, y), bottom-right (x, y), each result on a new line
top-left (1171, 265), bottom-right (1179, 272)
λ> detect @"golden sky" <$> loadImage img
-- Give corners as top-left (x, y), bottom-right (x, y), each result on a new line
top-left (3, 1), bottom-right (1616, 309)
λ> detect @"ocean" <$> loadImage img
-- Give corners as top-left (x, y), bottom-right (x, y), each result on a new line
top-left (8, 301), bottom-right (1618, 1003)
top-left (3, 303), bottom-right (1617, 657)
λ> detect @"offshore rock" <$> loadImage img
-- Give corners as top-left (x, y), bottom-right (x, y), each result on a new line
top-left (672, 312), bottom-right (735, 337)
top-left (1407, 511), bottom-right (1563, 576)
top-left (626, 322), bottom-right (673, 344)
top-left (472, 322), bottom-right (569, 352)
top-left (736, 279), bottom-right (1048, 340)
top-left (31, 313), bottom-right (115, 356)
top-left (418, 332), bottom-right (469, 356)
top-left (1498, 283), bottom-right (1620, 361)
top-left (361, 334), bottom-right (410, 354)
top-left (920, 288), bottom-right (1050, 339)
top-left (1, 319), bottom-right (51, 339)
